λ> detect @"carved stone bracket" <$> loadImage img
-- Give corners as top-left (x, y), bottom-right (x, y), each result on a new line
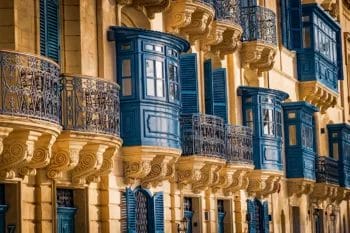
top-left (116, 0), bottom-right (171, 18)
top-left (287, 179), bottom-right (315, 197)
top-left (322, 0), bottom-right (339, 19)
top-left (210, 23), bottom-right (242, 58)
top-left (311, 183), bottom-right (339, 202)
top-left (222, 169), bottom-right (250, 196)
top-left (164, 0), bottom-right (214, 43)
top-left (247, 171), bottom-right (282, 198)
top-left (176, 156), bottom-right (225, 193)
top-left (122, 146), bottom-right (181, 185)
top-left (299, 81), bottom-right (338, 114)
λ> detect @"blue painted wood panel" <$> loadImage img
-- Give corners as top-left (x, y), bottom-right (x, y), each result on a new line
top-left (57, 207), bottom-right (77, 233)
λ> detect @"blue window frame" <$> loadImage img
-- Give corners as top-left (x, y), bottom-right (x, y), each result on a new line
top-left (145, 58), bottom-right (165, 98)
top-left (283, 102), bottom-right (318, 180)
top-left (217, 200), bottom-right (225, 233)
top-left (40, 0), bottom-right (60, 63)
top-left (184, 197), bottom-right (193, 233)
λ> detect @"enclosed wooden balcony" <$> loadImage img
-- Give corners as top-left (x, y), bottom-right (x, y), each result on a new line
top-left (0, 50), bottom-right (61, 179)
top-left (48, 74), bottom-right (122, 185)
top-left (164, 0), bottom-right (215, 44)
top-left (240, 6), bottom-right (277, 77)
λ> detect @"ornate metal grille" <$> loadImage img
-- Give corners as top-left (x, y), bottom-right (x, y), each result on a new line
top-left (56, 189), bottom-right (74, 207)
top-left (0, 50), bottom-right (61, 123)
top-left (315, 156), bottom-right (339, 185)
top-left (135, 191), bottom-right (148, 233)
top-left (213, 0), bottom-right (240, 25)
top-left (240, 6), bottom-right (277, 45)
top-left (180, 113), bottom-right (225, 159)
top-left (194, 0), bottom-right (214, 7)
top-left (61, 74), bottom-right (120, 136)
top-left (225, 124), bottom-right (253, 164)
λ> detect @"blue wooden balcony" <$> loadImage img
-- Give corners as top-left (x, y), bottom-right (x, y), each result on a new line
top-left (180, 113), bottom-right (226, 159)
top-left (0, 50), bottom-right (61, 124)
top-left (225, 124), bottom-right (253, 164)
top-left (61, 74), bottom-right (120, 137)
top-left (240, 6), bottom-right (277, 45)
top-left (315, 156), bottom-right (339, 185)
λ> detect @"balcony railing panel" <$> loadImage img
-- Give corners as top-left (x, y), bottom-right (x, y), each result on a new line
top-left (61, 74), bottom-right (120, 137)
top-left (195, 0), bottom-right (214, 7)
top-left (240, 6), bottom-right (277, 45)
top-left (181, 113), bottom-right (225, 159)
top-left (213, 0), bottom-right (240, 25)
top-left (315, 156), bottom-right (339, 185)
top-left (225, 125), bottom-right (253, 164)
top-left (0, 50), bottom-right (61, 123)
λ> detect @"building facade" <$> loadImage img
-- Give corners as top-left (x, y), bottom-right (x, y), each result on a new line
top-left (0, 0), bottom-right (350, 232)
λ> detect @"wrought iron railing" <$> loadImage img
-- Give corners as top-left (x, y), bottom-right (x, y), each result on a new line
top-left (181, 113), bottom-right (226, 159)
top-left (240, 6), bottom-right (277, 45)
top-left (225, 124), bottom-right (253, 164)
top-left (0, 50), bottom-right (61, 123)
top-left (61, 74), bottom-right (120, 136)
top-left (194, 0), bottom-right (214, 7)
top-left (213, 0), bottom-right (240, 25)
top-left (315, 156), bottom-right (339, 185)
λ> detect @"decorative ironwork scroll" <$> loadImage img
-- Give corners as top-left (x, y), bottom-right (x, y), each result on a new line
top-left (0, 50), bottom-right (61, 123)
top-left (240, 6), bottom-right (277, 45)
top-left (61, 74), bottom-right (120, 136)
top-left (214, 0), bottom-right (240, 25)
top-left (225, 124), bottom-right (253, 164)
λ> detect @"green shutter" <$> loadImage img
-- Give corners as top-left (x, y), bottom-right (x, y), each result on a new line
top-left (151, 192), bottom-right (164, 233)
top-left (204, 59), bottom-right (213, 115)
top-left (212, 68), bottom-right (227, 122)
top-left (263, 201), bottom-right (269, 233)
top-left (180, 53), bottom-right (199, 114)
top-left (40, 0), bottom-right (60, 63)
top-left (126, 188), bottom-right (136, 233)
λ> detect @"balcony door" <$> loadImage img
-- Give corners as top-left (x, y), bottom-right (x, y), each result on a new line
top-left (57, 189), bottom-right (77, 233)
top-left (314, 209), bottom-right (324, 233)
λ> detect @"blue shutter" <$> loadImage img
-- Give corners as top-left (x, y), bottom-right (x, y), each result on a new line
top-left (126, 188), bottom-right (136, 233)
top-left (280, 0), bottom-right (288, 48)
top-left (180, 53), bottom-right (199, 114)
top-left (263, 201), bottom-right (269, 233)
top-left (212, 68), bottom-right (227, 122)
top-left (151, 192), bottom-right (164, 233)
top-left (247, 200), bottom-right (256, 233)
top-left (40, 0), bottom-right (60, 63)
top-left (288, 0), bottom-right (302, 49)
top-left (204, 59), bottom-right (213, 115)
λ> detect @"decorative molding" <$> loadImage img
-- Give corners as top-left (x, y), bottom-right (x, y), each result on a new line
top-left (322, 0), bottom-right (339, 19)
top-left (247, 171), bottom-right (282, 197)
top-left (222, 169), bottom-right (250, 196)
top-left (299, 81), bottom-right (338, 114)
top-left (310, 183), bottom-right (339, 202)
top-left (287, 179), bottom-right (315, 197)
top-left (116, 0), bottom-right (171, 19)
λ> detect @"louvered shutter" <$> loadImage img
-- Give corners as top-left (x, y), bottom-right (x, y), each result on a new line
top-left (212, 68), bottom-right (227, 122)
top-left (288, 0), bottom-right (302, 49)
top-left (204, 59), bottom-right (213, 115)
top-left (247, 200), bottom-right (256, 233)
top-left (179, 53), bottom-right (199, 114)
top-left (126, 188), bottom-right (136, 233)
top-left (151, 192), bottom-right (164, 233)
top-left (280, 0), bottom-right (288, 47)
top-left (263, 201), bottom-right (269, 233)
top-left (40, 0), bottom-right (60, 63)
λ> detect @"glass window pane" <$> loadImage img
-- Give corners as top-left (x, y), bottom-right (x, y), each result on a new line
top-left (169, 64), bottom-right (175, 81)
top-left (156, 61), bottom-right (163, 79)
top-left (332, 143), bottom-right (339, 160)
top-left (122, 59), bottom-right (131, 77)
top-left (147, 78), bottom-right (155, 96)
top-left (146, 60), bottom-right (154, 77)
top-left (145, 44), bottom-right (154, 51)
top-left (303, 27), bottom-right (311, 48)
top-left (169, 83), bottom-right (175, 101)
top-left (288, 112), bottom-right (296, 119)
top-left (122, 78), bottom-right (132, 96)
top-left (156, 80), bottom-right (163, 97)
top-left (246, 109), bottom-right (253, 122)
top-left (289, 125), bottom-right (297, 146)
top-left (155, 46), bottom-right (162, 52)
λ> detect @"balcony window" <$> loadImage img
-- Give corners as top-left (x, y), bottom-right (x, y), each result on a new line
top-left (169, 63), bottom-right (179, 102)
top-left (122, 59), bottom-right (132, 96)
top-left (145, 59), bottom-right (164, 97)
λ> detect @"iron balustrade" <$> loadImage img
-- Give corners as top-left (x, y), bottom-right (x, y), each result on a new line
top-left (213, 0), bottom-right (240, 25)
top-left (225, 124), bottom-right (253, 164)
top-left (0, 50), bottom-right (61, 123)
top-left (181, 113), bottom-right (226, 159)
top-left (240, 6), bottom-right (277, 45)
top-left (194, 0), bottom-right (214, 7)
top-left (61, 74), bottom-right (120, 136)
top-left (315, 156), bottom-right (339, 185)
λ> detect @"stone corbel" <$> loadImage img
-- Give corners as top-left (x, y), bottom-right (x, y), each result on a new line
top-left (247, 172), bottom-right (281, 197)
top-left (287, 180), bottom-right (315, 197)
top-left (71, 144), bottom-right (108, 185)
top-left (183, 11), bottom-right (212, 44)
top-left (223, 170), bottom-right (249, 196)
top-left (191, 164), bottom-right (221, 193)
top-left (211, 26), bottom-right (242, 59)
top-left (0, 130), bottom-right (41, 179)
top-left (47, 136), bottom-right (86, 179)
top-left (322, 0), bottom-right (339, 19)
top-left (164, 4), bottom-right (197, 35)
top-left (0, 127), bottom-right (13, 154)
top-left (310, 183), bottom-right (339, 202)
top-left (18, 134), bottom-right (57, 177)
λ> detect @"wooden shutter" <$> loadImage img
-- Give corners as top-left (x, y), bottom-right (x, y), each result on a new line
top-left (179, 53), bottom-right (199, 114)
top-left (126, 188), bottom-right (136, 233)
top-left (212, 68), bottom-right (227, 122)
top-left (40, 0), bottom-right (60, 63)
top-left (263, 201), bottom-right (269, 233)
top-left (292, 207), bottom-right (301, 233)
top-left (288, 0), bottom-right (302, 49)
top-left (204, 59), bottom-right (213, 115)
top-left (151, 192), bottom-right (164, 233)
top-left (247, 200), bottom-right (256, 233)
